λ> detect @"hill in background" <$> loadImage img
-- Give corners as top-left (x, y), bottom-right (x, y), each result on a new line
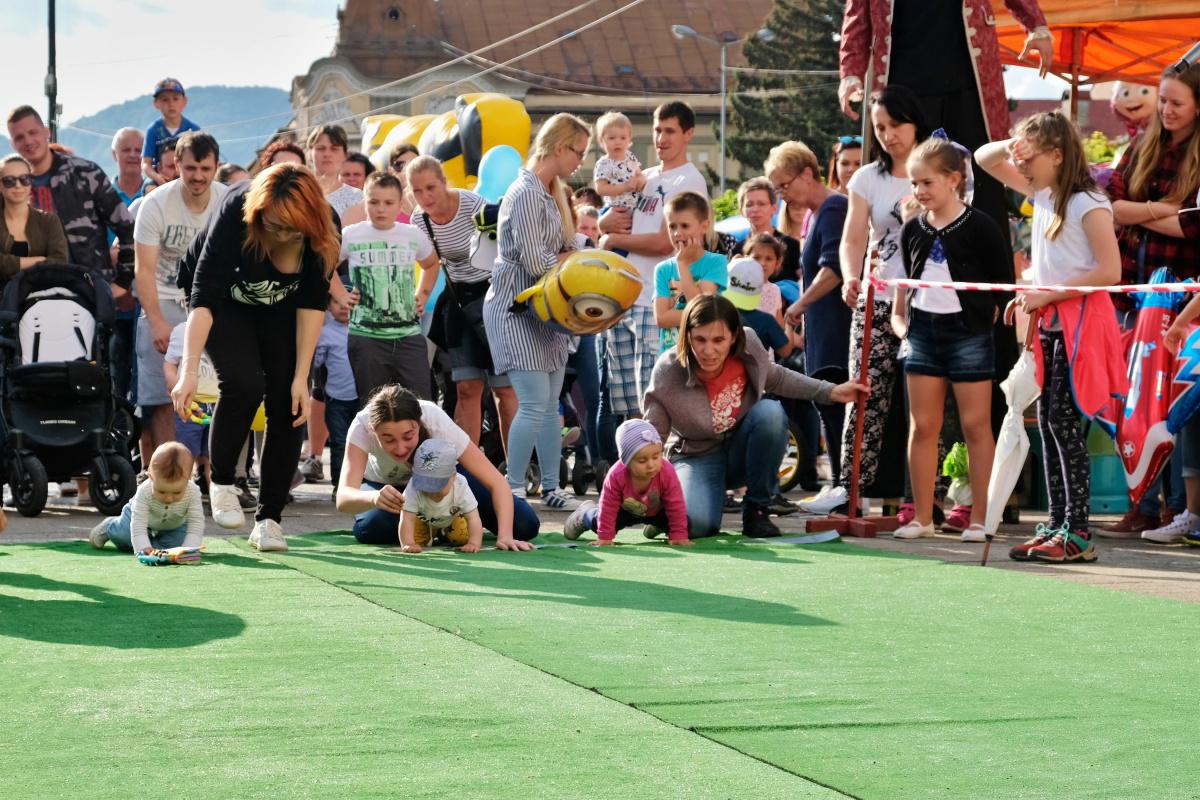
top-left (1, 86), bottom-right (293, 176)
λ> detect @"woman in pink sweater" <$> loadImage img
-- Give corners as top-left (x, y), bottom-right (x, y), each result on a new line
top-left (563, 419), bottom-right (690, 545)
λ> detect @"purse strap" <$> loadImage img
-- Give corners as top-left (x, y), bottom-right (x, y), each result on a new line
top-left (419, 209), bottom-right (461, 306)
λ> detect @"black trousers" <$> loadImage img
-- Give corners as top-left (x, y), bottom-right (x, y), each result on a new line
top-left (206, 301), bottom-right (303, 522)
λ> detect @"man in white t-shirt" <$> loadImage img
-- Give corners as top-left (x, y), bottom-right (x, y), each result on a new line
top-left (598, 102), bottom-right (708, 438)
top-left (134, 131), bottom-right (229, 461)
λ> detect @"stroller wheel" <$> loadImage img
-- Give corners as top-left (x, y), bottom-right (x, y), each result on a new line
top-left (525, 461), bottom-right (541, 497)
top-left (571, 459), bottom-right (594, 496)
top-left (593, 459), bottom-right (611, 493)
top-left (88, 456), bottom-right (136, 516)
top-left (12, 455), bottom-right (48, 518)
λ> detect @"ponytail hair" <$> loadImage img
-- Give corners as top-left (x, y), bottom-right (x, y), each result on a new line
top-left (1013, 111), bottom-right (1099, 241)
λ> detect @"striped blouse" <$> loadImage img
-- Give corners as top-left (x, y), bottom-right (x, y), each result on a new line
top-left (483, 168), bottom-right (574, 374)
top-left (412, 190), bottom-right (489, 284)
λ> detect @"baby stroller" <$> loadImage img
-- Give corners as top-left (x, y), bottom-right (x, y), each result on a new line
top-left (0, 263), bottom-right (138, 517)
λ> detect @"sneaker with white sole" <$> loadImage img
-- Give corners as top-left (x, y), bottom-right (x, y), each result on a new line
top-left (563, 500), bottom-right (596, 540)
top-left (209, 482), bottom-right (246, 529)
top-left (893, 520), bottom-right (936, 539)
top-left (248, 518), bottom-right (288, 552)
top-left (1141, 510), bottom-right (1200, 544)
top-left (540, 487), bottom-right (581, 511)
top-left (88, 520), bottom-right (110, 549)
top-left (961, 524), bottom-right (990, 543)
top-left (799, 484), bottom-right (847, 514)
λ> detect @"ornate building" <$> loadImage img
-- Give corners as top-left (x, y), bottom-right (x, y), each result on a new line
top-left (291, 0), bottom-right (776, 179)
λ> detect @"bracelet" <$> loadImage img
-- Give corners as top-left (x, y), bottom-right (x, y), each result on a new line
top-left (1147, 201), bottom-right (1160, 221)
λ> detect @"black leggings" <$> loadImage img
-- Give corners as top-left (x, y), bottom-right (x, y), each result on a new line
top-left (1038, 330), bottom-right (1089, 531)
top-left (206, 301), bottom-right (303, 522)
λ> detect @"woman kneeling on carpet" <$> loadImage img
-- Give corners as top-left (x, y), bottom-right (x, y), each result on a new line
top-left (336, 384), bottom-right (539, 550)
top-left (642, 294), bottom-right (867, 538)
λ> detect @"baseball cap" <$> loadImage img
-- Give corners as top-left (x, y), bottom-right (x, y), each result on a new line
top-left (410, 438), bottom-right (458, 492)
top-left (154, 78), bottom-right (186, 98)
top-left (723, 257), bottom-right (765, 311)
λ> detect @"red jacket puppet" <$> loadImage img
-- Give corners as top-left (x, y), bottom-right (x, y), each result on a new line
top-left (839, 0), bottom-right (1050, 143)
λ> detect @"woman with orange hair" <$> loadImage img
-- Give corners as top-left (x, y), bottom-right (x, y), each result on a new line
top-left (171, 163), bottom-right (339, 551)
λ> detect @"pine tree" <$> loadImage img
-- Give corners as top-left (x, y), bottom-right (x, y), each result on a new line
top-left (721, 0), bottom-right (847, 184)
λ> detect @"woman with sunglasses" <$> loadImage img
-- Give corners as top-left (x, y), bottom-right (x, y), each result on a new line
top-left (0, 154), bottom-right (68, 289)
top-left (828, 136), bottom-right (864, 194)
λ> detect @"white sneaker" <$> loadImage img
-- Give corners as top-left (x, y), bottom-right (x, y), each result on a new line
top-left (799, 485), bottom-right (847, 514)
top-left (248, 518), bottom-right (288, 552)
top-left (88, 520), bottom-right (110, 549)
top-left (540, 487), bottom-right (582, 511)
top-left (961, 524), bottom-right (990, 543)
top-left (210, 482), bottom-right (246, 529)
top-left (893, 520), bottom-right (936, 539)
top-left (563, 499), bottom-right (596, 540)
top-left (1141, 510), bottom-right (1200, 544)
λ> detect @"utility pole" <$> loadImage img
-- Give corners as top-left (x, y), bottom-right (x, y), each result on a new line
top-left (46, 0), bottom-right (58, 141)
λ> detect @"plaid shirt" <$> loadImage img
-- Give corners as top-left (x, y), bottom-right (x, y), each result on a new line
top-left (1106, 139), bottom-right (1200, 310)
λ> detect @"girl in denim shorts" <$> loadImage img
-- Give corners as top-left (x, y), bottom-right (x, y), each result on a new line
top-left (890, 137), bottom-right (1013, 542)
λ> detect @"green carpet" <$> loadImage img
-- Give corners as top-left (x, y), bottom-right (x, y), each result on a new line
top-left (0, 539), bottom-right (839, 799)
top-left (2, 534), bottom-right (1196, 799)
top-left (265, 533), bottom-right (1199, 799)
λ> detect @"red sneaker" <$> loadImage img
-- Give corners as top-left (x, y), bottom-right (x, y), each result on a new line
top-left (941, 504), bottom-right (972, 533)
top-left (1028, 530), bottom-right (1097, 563)
top-left (1009, 524), bottom-right (1061, 561)
top-left (1098, 509), bottom-right (1156, 538)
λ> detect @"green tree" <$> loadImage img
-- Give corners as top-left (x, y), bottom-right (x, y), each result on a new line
top-left (719, 0), bottom-right (847, 184)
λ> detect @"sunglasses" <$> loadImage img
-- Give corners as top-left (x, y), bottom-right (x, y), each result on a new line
top-left (1, 174), bottom-right (33, 188)
top-left (836, 135), bottom-right (863, 147)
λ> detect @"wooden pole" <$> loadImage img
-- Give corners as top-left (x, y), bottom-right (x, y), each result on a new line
top-left (846, 275), bottom-right (875, 521)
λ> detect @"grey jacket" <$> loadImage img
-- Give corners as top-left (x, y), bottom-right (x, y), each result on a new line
top-left (643, 328), bottom-right (835, 459)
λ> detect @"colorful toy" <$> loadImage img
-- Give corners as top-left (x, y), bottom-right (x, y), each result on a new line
top-left (455, 93), bottom-right (531, 181)
top-left (419, 110), bottom-right (472, 189)
top-left (360, 114), bottom-right (406, 157)
top-left (512, 249), bottom-right (642, 335)
top-left (188, 402), bottom-right (211, 426)
top-left (137, 545), bottom-right (204, 566)
top-left (1110, 81), bottom-right (1158, 138)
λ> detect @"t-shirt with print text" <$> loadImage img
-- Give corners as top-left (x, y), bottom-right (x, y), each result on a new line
top-left (134, 179), bottom-right (229, 302)
top-left (339, 220), bottom-right (434, 340)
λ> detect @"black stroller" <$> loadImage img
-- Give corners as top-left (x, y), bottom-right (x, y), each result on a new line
top-left (0, 263), bottom-right (138, 517)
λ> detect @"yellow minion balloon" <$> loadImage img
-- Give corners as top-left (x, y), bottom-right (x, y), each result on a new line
top-left (360, 114), bottom-right (406, 157)
top-left (512, 250), bottom-right (642, 335)
top-left (455, 93), bottom-right (531, 178)
top-left (370, 113), bottom-right (435, 172)
top-left (418, 109), bottom-right (472, 189)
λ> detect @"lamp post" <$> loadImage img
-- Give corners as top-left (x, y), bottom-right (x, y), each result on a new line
top-left (671, 23), bottom-right (774, 194)
top-left (46, 0), bottom-right (58, 141)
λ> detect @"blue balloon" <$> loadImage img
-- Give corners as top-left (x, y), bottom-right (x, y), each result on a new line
top-left (776, 279), bottom-right (800, 305)
top-left (475, 145), bottom-right (524, 203)
top-left (715, 215), bottom-right (750, 240)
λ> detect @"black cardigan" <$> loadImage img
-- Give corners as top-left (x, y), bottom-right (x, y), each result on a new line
top-left (900, 207), bottom-right (1013, 334)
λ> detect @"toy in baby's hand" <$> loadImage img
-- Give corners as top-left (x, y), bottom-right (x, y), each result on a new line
top-left (511, 249), bottom-right (642, 335)
top-left (137, 546), bottom-right (204, 566)
top-left (1110, 81), bottom-right (1158, 138)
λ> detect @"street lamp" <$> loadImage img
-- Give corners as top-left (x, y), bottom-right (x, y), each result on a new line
top-left (672, 23), bottom-right (774, 194)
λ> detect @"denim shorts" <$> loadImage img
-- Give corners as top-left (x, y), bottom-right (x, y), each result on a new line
top-left (903, 309), bottom-right (994, 383)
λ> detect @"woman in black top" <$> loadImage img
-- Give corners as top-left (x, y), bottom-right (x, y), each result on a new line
top-left (171, 163), bottom-right (339, 551)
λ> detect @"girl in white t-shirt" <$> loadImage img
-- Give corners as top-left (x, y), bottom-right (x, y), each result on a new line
top-left (838, 85), bottom-right (931, 506)
top-left (334, 384), bottom-right (539, 550)
top-left (976, 111), bottom-right (1121, 564)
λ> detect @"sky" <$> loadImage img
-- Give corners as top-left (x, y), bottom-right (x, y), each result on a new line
top-left (0, 0), bottom-right (342, 122)
top-left (1, 0), bottom-right (1070, 128)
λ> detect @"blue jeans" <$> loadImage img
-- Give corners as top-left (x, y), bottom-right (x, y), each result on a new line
top-left (674, 399), bottom-right (789, 537)
top-left (505, 367), bottom-right (566, 492)
top-left (352, 466), bottom-right (541, 544)
top-left (595, 334), bottom-right (620, 463)
top-left (101, 502), bottom-right (188, 552)
top-left (324, 396), bottom-right (358, 490)
top-left (1139, 453), bottom-right (1185, 516)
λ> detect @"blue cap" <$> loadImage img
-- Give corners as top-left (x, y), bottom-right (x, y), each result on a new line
top-left (154, 78), bottom-right (185, 98)
top-left (410, 438), bottom-right (458, 492)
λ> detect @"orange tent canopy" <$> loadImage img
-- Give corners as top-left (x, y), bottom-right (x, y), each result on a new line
top-left (993, 0), bottom-right (1200, 85)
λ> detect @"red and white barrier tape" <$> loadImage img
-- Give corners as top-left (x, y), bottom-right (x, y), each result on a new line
top-left (869, 274), bottom-right (1200, 295)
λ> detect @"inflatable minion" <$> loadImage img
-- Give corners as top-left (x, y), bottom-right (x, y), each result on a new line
top-left (455, 93), bottom-right (531, 180)
top-left (371, 114), bottom-right (436, 172)
top-left (418, 110), bottom-right (471, 188)
top-left (511, 250), bottom-right (642, 335)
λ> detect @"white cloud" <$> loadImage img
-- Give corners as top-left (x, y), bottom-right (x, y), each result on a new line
top-left (0, 0), bottom-right (341, 122)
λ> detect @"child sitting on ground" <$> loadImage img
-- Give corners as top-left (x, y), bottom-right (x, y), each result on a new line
top-left (564, 419), bottom-right (690, 546)
top-left (89, 442), bottom-right (205, 555)
top-left (399, 438), bottom-right (484, 554)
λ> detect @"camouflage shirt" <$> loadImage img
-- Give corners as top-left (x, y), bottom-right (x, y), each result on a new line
top-left (31, 152), bottom-right (135, 287)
